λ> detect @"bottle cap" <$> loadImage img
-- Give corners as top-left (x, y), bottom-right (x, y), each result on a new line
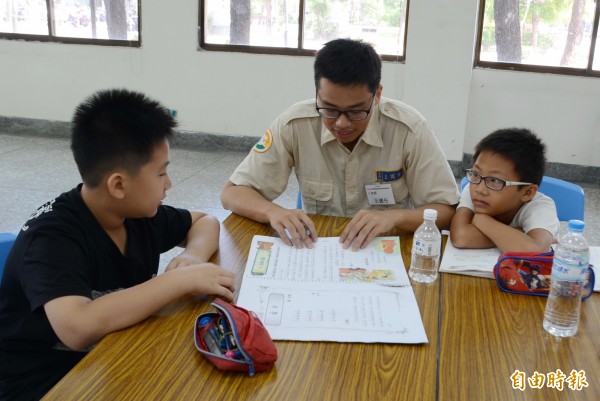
top-left (423, 209), bottom-right (437, 220)
top-left (567, 219), bottom-right (585, 232)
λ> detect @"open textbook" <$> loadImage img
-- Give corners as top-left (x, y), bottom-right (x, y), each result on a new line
top-left (236, 236), bottom-right (428, 344)
top-left (439, 240), bottom-right (501, 279)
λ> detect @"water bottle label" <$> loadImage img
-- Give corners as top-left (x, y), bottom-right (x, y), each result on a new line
top-left (412, 239), bottom-right (440, 257)
top-left (551, 257), bottom-right (589, 282)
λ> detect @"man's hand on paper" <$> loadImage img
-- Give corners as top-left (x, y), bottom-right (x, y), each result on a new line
top-left (340, 209), bottom-right (397, 251)
top-left (269, 208), bottom-right (318, 249)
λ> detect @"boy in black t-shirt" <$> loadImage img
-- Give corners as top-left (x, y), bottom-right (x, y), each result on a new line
top-left (0, 89), bottom-right (235, 401)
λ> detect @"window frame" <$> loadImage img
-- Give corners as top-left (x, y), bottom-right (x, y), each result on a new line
top-left (474, 0), bottom-right (600, 78)
top-left (198, 0), bottom-right (409, 62)
top-left (0, 0), bottom-right (142, 47)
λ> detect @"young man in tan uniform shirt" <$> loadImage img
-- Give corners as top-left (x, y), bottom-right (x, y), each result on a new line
top-left (221, 39), bottom-right (459, 250)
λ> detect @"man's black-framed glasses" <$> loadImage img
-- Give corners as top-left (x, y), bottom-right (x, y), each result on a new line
top-left (315, 94), bottom-right (375, 121)
top-left (465, 169), bottom-right (533, 191)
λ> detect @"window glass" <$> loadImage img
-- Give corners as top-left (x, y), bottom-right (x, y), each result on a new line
top-left (0, 0), bottom-right (140, 44)
top-left (204, 0), bottom-right (300, 47)
top-left (201, 0), bottom-right (408, 58)
top-left (303, 0), bottom-right (406, 56)
top-left (479, 0), bottom-right (597, 69)
top-left (53, 0), bottom-right (139, 41)
top-left (0, 0), bottom-right (48, 35)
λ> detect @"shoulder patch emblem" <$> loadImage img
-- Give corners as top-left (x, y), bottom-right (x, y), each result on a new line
top-left (253, 129), bottom-right (273, 153)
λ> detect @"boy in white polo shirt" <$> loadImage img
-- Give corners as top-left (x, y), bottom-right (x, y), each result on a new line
top-left (450, 128), bottom-right (559, 252)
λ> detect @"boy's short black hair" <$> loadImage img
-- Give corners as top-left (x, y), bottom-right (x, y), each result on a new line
top-left (314, 38), bottom-right (381, 94)
top-left (71, 89), bottom-right (176, 187)
top-left (473, 128), bottom-right (546, 186)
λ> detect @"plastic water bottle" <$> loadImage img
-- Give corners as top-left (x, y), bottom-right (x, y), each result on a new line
top-left (543, 220), bottom-right (589, 337)
top-left (409, 209), bottom-right (441, 283)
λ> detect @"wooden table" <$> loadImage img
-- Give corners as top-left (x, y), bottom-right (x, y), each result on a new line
top-left (42, 214), bottom-right (439, 401)
top-left (42, 214), bottom-right (599, 401)
top-left (439, 272), bottom-right (600, 401)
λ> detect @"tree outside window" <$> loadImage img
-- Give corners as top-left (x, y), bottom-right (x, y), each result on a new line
top-left (477, 0), bottom-right (600, 76)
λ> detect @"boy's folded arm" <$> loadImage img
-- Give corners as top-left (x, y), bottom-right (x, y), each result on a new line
top-left (449, 207), bottom-right (496, 249)
top-left (44, 264), bottom-right (235, 350)
top-left (471, 214), bottom-right (553, 253)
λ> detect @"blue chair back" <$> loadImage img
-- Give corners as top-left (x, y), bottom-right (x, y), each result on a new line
top-left (296, 191), bottom-right (303, 209)
top-left (459, 176), bottom-right (584, 222)
top-left (538, 176), bottom-right (584, 222)
top-left (0, 232), bottom-right (17, 280)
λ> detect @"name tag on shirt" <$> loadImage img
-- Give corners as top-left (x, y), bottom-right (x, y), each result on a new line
top-left (376, 169), bottom-right (403, 182)
top-left (365, 184), bottom-right (396, 206)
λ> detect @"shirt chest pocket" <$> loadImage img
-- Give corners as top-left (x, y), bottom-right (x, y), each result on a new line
top-left (389, 177), bottom-right (410, 208)
top-left (299, 178), bottom-right (333, 215)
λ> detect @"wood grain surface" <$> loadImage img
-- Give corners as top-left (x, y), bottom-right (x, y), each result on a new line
top-left (438, 273), bottom-right (600, 401)
top-left (41, 213), bottom-right (599, 401)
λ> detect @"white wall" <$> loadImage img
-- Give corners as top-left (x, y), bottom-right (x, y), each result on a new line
top-left (0, 1), bottom-right (599, 167)
top-left (466, 69), bottom-right (600, 167)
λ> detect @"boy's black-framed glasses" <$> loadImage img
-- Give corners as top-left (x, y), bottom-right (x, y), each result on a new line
top-left (315, 94), bottom-right (375, 121)
top-left (465, 169), bottom-right (533, 191)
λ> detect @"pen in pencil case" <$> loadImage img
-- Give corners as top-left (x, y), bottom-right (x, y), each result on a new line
top-left (197, 316), bottom-right (224, 355)
top-left (203, 331), bottom-right (222, 355)
top-left (218, 316), bottom-right (235, 350)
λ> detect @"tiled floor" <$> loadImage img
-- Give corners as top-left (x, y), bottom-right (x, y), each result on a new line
top-left (1, 133), bottom-right (599, 264)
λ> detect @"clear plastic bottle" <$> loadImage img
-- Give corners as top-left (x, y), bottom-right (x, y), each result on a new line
top-left (409, 209), bottom-right (441, 283)
top-left (543, 219), bottom-right (589, 337)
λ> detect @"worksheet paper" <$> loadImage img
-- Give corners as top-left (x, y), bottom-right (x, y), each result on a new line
top-left (236, 236), bottom-right (428, 344)
top-left (438, 240), bottom-right (501, 279)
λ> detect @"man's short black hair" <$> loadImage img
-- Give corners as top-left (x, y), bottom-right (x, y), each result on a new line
top-left (473, 128), bottom-right (546, 186)
top-left (314, 38), bottom-right (381, 94)
top-left (71, 89), bottom-right (176, 187)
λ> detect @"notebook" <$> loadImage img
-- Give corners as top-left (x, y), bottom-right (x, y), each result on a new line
top-left (439, 240), bottom-right (501, 279)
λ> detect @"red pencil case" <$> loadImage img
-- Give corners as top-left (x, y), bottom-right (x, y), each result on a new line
top-left (194, 298), bottom-right (278, 376)
top-left (493, 251), bottom-right (595, 299)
